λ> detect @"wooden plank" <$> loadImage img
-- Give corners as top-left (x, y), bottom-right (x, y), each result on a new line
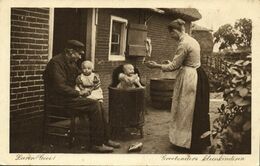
top-left (127, 44), bottom-right (146, 57)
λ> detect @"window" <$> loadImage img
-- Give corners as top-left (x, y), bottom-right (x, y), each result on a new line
top-left (109, 16), bottom-right (128, 61)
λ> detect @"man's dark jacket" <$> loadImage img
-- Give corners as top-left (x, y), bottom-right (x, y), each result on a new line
top-left (44, 53), bottom-right (81, 105)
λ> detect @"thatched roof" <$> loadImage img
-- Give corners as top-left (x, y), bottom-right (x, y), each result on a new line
top-left (191, 24), bottom-right (212, 32)
top-left (160, 8), bottom-right (202, 21)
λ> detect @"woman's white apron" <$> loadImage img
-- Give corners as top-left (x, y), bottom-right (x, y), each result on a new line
top-left (169, 66), bottom-right (198, 148)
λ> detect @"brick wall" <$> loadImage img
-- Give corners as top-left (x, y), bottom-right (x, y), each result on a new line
top-left (10, 8), bottom-right (49, 119)
top-left (10, 8), bottom-right (49, 152)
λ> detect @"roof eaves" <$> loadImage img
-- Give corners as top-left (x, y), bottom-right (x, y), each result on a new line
top-left (160, 8), bottom-right (202, 21)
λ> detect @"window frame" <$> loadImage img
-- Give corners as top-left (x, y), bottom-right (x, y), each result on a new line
top-left (108, 15), bottom-right (128, 61)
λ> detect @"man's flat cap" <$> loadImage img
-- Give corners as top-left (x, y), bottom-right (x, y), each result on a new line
top-left (168, 18), bottom-right (186, 30)
top-left (66, 40), bottom-right (85, 54)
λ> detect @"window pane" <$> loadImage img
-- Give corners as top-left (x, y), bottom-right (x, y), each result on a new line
top-left (113, 21), bottom-right (122, 33)
top-left (111, 21), bottom-right (123, 55)
top-left (111, 44), bottom-right (120, 55)
top-left (112, 33), bottom-right (119, 44)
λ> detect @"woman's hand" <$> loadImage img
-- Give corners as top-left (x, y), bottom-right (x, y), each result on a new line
top-left (145, 61), bottom-right (160, 69)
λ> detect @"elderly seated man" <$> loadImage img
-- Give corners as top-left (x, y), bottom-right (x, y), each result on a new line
top-left (44, 39), bottom-right (120, 153)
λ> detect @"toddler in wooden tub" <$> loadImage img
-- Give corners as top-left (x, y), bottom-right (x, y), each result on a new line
top-left (109, 63), bottom-right (145, 138)
top-left (117, 63), bottom-right (144, 89)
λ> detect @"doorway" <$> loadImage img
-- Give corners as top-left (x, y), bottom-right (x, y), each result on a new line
top-left (52, 8), bottom-right (88, 59)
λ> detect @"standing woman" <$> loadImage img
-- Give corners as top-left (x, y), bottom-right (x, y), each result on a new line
top-left (146, 19), bottom-right (211, 153)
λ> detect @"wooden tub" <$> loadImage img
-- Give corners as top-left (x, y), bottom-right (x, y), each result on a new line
top-left (108, 87), bottom-right (145, 138)
top-left (150, 78), bottom-right (175, 110)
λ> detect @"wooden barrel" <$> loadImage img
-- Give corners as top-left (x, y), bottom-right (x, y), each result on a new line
top-left (150, 78), bottom-right (175, 110)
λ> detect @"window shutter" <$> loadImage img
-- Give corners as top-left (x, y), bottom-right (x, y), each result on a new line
top-left (126, 24), bottom-right (147, 57)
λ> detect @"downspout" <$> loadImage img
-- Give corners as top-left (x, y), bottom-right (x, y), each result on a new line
top-left (91, 8), bottom-right (98, 69)
top-left (86, 8), bottom-right (98, 69)
top-left (48, 8), bottom-right (54, 60)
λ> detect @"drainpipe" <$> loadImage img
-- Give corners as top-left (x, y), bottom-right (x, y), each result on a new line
top-left (48, 8), bottom-right (54, 60)
top-left (91, 8), bottom-right (98, 69)
top-left (86, 8), bottom-right (98, 69)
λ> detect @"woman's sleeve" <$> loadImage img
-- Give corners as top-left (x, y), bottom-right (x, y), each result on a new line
top-left (161, 43), bottom-right (188, 72)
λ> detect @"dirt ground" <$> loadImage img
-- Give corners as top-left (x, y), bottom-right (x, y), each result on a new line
top-left (112, 106), bottom-right (174, 154)
top-left (112, 96), bottom-right (224, 154)
top-left (42, 93), bottom-right (224, 154)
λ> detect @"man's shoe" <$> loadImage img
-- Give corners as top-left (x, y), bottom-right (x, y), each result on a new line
top-left (105, 140), bottom-right (121, 148)
top-left (91, 144), bottom-right (114, 153)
